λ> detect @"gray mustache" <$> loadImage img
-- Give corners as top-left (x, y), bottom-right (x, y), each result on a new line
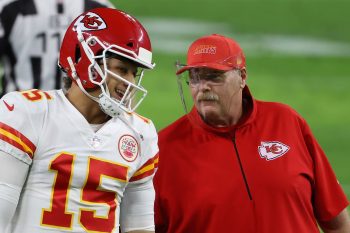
top-left (197, 92), bottom-right (219, 101)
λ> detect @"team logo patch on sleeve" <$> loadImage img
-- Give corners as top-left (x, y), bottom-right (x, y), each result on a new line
top-left (258, 141), bottom-right (290, 161)
top-left (118, 135), bottom-right (139, 162)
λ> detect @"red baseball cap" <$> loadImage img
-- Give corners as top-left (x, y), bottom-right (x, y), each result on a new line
top-left (176, 34), bottom-right (246, 75)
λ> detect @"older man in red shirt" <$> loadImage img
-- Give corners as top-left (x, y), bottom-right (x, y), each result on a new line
top-left (154, 34), bottom-right (350, 233)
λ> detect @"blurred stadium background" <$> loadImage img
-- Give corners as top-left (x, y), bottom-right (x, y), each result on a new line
top-left (113, 0), bottom-right (350, 200)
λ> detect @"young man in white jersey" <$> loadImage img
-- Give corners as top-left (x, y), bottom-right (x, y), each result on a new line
top-left (0, 7), bottom-right (158, 233)
top-left (0, 0), bottom-right (114, 97)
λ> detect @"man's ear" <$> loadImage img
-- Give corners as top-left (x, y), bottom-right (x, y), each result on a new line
top-left (240, 68), bottom-right (247, 88)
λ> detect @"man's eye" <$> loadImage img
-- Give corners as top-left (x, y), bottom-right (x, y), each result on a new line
top-left (119, 67), bottom-right (128, 74)
top-left (208, 74), bottom-right (224, 81)
top-left (205, 74), bottom-right (218, 79)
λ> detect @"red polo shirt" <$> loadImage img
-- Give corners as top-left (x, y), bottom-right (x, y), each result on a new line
top-left (154, 87), bottom-right (348, 233)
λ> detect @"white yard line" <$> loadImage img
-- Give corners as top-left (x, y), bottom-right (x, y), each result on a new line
top-left (141, 17), bottom-right (350, 57)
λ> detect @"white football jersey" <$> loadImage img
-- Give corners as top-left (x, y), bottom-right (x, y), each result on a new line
top-left (0, 89), bottom-right (159, 233)
top-left (0, 0), bottom-right (113, 97)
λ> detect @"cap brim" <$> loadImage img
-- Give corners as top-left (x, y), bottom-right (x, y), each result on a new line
top-left (176, 63), bottom-right (233, 75)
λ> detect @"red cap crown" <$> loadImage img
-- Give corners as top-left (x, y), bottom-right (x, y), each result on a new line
top-left (177, 34), bottom-right (245, 75)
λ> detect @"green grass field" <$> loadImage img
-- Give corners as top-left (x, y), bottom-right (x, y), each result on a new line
top-left (112, 0), bottom-right (350, 199)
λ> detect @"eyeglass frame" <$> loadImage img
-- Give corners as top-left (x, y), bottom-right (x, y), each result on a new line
top-left (186, 68), bottom-right (242, 87)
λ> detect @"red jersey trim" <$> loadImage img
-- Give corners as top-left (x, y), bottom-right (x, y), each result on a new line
top-left (0, 122), bottom-right (36, 159)
top-left (130, 153), bottom-right (159, 182)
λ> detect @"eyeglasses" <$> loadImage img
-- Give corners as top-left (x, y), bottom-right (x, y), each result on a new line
top-left (187, 69), bottom-right (235, 86)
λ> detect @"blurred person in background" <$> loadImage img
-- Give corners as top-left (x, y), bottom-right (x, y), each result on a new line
top-left (154, 34), bottom-right (350, 233)
top-left (0, 0), bottom-right (114, 97)
top-left (0, 7), bottom-right (158, 233)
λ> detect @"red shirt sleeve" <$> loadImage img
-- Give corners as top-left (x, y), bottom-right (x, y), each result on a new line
top-left (302, 119), bottom-right (349, 221)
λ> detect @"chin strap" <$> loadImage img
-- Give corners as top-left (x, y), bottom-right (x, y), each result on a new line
top-left (98, 93), bottom-right (123, 117)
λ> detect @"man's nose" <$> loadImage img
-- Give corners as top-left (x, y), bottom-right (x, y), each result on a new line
top-left (196, 78), bottom-right (211, 91)
top-left (123, 72), bottom-right (135, 84)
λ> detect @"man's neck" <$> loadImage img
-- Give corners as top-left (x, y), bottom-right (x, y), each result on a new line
top-left (202, 98), bottom-right (244, 128)
top-left (65, 84), bottom-right (110, 124)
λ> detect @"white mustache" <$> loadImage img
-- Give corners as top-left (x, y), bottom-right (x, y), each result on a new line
top-left (197, 92), bottom-right (219, 101)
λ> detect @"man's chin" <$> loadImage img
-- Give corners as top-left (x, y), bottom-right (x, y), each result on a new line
top-left (199, 108), bottom-right (220, 121)
top-left (198, 102), bottom-right (218, 113)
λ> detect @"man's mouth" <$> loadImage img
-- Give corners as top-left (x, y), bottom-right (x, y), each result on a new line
top-left (114, 88), bottom-right (126, 100)
top-left (199, 98), bottom-right (217, 102)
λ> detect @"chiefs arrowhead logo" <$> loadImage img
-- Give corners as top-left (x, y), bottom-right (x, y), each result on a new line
top-left (258, 141), bottom-right (290, 161)
top-left (82, 15), bottom-right (102, 29)
top-left (74, 12), bottom-right (107, 31)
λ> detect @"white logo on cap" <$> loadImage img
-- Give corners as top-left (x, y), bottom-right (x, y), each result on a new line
top-left (194, 45), bottom-right (216, 55)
